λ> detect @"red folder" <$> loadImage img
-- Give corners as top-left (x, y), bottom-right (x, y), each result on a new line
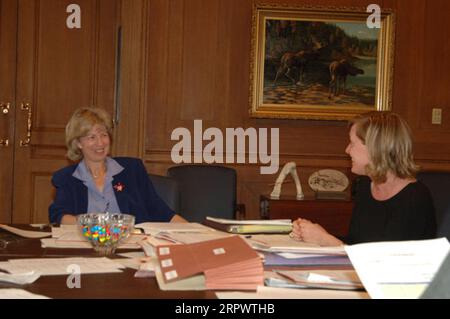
top-left (156, 235), bottom-right (264, 290)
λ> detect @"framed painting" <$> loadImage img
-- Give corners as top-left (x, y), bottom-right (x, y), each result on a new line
top-left (249, 4), bottom-right (395, 120)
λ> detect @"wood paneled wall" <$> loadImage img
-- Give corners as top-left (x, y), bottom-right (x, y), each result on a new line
top-left (118, 0), bottom-right (450, 219)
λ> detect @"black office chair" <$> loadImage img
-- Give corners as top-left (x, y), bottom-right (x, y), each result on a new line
top-left (148, 174), bottom-right (180, 213)
top-left (417, 171), bottom-right (450, 239)
top-left (167, 165), bottom-right (245, 222)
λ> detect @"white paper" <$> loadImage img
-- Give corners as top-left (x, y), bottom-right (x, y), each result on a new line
top-left (0, 271), bottom-right (41, 285)
top-left (216, 286), bottom-right (369, 299)
top-left (276, 252), bottom-right (326, 259)
top-left (42, 229), bottom-right (145, 249)
top-left (117, 252), bottom-right (146, 259)
top-left (136, 222), bottom-right (214, 236)
top-left (246, 234), bottom-right (346, 255)
top-left (0, 257), bottom-right (125, 276)
top-left (0, 224), bottom-right (51, 238)
top-left (155, 231), bottom-right (232, 244)
top-left (206, 217), bottom-right (291, 225)
top-left (114, 256), bottom-right (153, 270)
top-left (154, 260), bottom-right (206, 291)
top-left (345, 237), bottom-right (450, 299)
top-left (0, 288), bottom-right (50, 299)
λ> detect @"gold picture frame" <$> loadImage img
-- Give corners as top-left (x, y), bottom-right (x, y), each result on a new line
top-left (249, 4), bottom-right (395, 120)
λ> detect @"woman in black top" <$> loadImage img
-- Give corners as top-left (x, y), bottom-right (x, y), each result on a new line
top-left (291, 111), bottom-right (436, 246)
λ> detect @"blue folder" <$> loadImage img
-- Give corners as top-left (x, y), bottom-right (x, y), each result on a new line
top-left (263, 252), bottom-right (352, 266)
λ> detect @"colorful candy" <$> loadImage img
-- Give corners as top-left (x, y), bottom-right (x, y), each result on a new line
top-left (78, 213), bottom-right (135, 255)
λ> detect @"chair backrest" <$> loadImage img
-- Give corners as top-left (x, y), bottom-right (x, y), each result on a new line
top-left (167, 165), bottom-right (237, 222)
top-left (421, 251), bottom-right (450, 298)
top-left (417, 171), bottom-right (450, 239)
top-left (148, 174), bottom-right (180, 213)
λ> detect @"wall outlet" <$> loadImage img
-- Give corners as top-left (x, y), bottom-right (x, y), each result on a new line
top-left (432, 108), bottom-right (442, 125)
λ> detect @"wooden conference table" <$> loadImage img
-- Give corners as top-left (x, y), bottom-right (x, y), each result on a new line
top-left (0, 226), bottom-right (353, 299)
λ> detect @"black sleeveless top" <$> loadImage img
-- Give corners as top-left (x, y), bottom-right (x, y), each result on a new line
top-left (345, 176), bottom-right (437, 244)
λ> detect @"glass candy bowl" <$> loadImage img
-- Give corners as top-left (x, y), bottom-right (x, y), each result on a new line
top-left (78, 213), bottom-right (135, 256)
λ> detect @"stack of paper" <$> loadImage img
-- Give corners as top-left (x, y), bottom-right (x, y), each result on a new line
top-left (274, 269), bottom-right (363, 290)
top-left (0, 271), bottom-right (41, 285)
top-left (203, 217), bottom-right (292, 234)
top-left (0, 224), bottom-right (51, 238)
top-left (135, 222), bottom-right (233, 245)
top-left (0, 257), bottom-right (125, 275)
top-left (216, 286), bottom-right (369, 299)
top-left (41, 225), bottom-right (144, 249)
top-left (245, 234), bottom-right (346, 255)
top-left (0, 289), bottom-right (50, 299)
top-left (345, 237), bottom-right (450, 299)
top-left (135, 222), bottom-right (215, 236)
top-left (263, 251), bottom-right (351, 266)
top-left (156, 236), bottom-right (264, 290)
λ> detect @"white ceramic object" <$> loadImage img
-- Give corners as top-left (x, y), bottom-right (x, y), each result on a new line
top-left (270, 162), bottom-right (304, 200)
top-left (308, 169), bottom-right (349, 192)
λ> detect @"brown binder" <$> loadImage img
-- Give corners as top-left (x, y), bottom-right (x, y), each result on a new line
top-left (156, 235), bottom-right (264, 290)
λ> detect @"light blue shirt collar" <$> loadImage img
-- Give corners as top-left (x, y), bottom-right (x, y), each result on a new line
top-left (73, 157), bottom-right (124, 182)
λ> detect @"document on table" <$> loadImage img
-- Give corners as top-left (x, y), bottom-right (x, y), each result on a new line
top-left (135, 222), bottom-right (231, 245)
top-left (154, 259), bottom-right (206, 291)
top-left (155, 231), bottom-right (233, 244)
top-left (42, 225), bottom-right (145, 249)
top-left (345, 237), bottom-right (450, 299)
top-left (274, 269), bottom-right (363, 290)
top-left (135, 222), bottom-right (215, 236)
top-left (216, 286), bottom-right (369, 299)
top-left (0, 224), bottom-right (51, 238)
top-left (245, 234), bottom-right (346, 255)
top-left (205, 217), bottom-right (291, 225)
top-left (0, 271), bottom-right (41, 285)
top-left (0, 289), bottom-right (50, 299)
top-left (0, 257), bottom-right (125, 276)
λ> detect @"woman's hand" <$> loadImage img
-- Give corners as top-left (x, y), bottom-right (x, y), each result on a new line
top-left (290, 218), bottom-right (343, 246)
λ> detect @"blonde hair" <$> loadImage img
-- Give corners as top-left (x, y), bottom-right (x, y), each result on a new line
top-left (65, 107), bottom-right (113, 161)
top-left (349, 111), bottom-right (418, 183)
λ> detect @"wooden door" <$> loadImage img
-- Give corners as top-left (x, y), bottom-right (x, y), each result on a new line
top-left (7, 0), bottom-right (118, 223)
top-left (0, 0), bottom-right (17, 223)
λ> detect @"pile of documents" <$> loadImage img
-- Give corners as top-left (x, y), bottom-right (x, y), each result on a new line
top-left (345, 237), bottom-right (450, 299)
top-left (41, 224), bottom-right (144, 249)
top-left (0, 289), bottom-right (50, 299)
top-left (0, 224), bottom-right (51, 239)
top-left (245, 234), bottom-right (346, 255)
top-left (136, 222), bottom-right (231, 245)
top-left (270, 269), bottom-right (363, 290)
top-left (216, 286), bottom-right (369, 299)
top-left (155, 236), bottom-right (264, 290)
top-left (263, 251), bottom-right (351, 266)
top-left (0, 257), bottom-right (125, 275)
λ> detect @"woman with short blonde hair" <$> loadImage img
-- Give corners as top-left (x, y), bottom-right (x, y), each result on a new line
top-left (291, 111), bottom-right (436, 246)
top-left (65, 107), bottom-right (113, 161)
top-left (350, 111), bottom-right (418, 183)
top-left (49, 107), bottom-right (186, 224)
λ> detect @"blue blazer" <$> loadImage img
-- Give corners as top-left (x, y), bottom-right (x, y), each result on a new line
top-left (48, 157), bottom-right (175, 224)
